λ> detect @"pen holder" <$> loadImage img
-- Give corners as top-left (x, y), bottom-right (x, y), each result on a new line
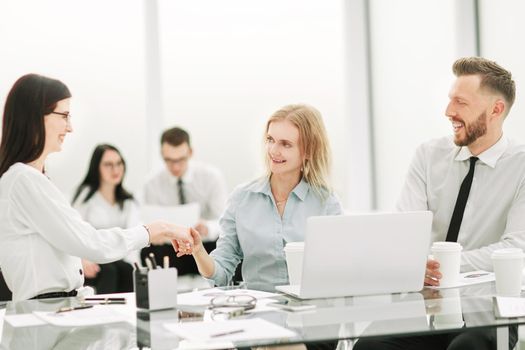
top-left (134, 267), bottom-right (178, 311)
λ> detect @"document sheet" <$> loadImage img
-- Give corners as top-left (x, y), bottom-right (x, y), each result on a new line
top-left (140, 203), bottom-right (200, 227)
top-left (164, 317), bottom-right (296, 342)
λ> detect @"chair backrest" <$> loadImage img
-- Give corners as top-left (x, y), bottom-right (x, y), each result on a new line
top-left (0, 268), bottom-right (12, 301)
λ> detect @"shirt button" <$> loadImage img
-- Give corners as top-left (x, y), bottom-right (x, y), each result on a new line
top-left (79, 269), bottom-right (83, 275)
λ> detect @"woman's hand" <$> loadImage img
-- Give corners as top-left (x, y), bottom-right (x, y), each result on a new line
top-left (146, 221), bottom-right (193, 248)
top-left (172, 228), bottom-right (203, 257)
top-left (82, 259), bottom-right (100, 279)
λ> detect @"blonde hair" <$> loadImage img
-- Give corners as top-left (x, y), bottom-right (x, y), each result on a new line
top-left (264, 104), bottom-right (332, 198)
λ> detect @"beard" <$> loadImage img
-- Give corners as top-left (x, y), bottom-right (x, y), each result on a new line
top-left (453, 112), bottom-right (488, 147)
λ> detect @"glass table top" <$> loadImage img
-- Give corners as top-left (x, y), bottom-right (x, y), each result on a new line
top-left (1, 282), bottom-right (524, 349)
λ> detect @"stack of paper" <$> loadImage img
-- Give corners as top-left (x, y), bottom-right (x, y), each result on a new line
top-left (428, 270), bottom-right (495, 289)
top-left (165, 318), bottom-right (296, 342)
top-left (33, 305), bottom-right (129, 327)
top-left (494, 296), bottom-right (525, 318)
top-left (140, 203), bottom-right (200, 227)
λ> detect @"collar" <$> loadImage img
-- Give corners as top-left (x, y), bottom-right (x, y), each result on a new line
top-left (166, 161), bottom-right (195, 185)
top-left (455, 136), bottom-right (508, 169)
top-left (249, 177), bottom-right (309, 201)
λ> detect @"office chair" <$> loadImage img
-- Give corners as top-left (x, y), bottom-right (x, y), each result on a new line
top-left (232, 261), bottom-right (243, 284)
top-left (0, 268), bottom-right (12, 301)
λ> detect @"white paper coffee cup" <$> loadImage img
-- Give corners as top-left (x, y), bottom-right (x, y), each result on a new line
top-left (492, 248), bottom-right (524, 297)
top-left (284, 242), bottom-right (304, 285)
top-left (431, 242), bottom-right (462, 287)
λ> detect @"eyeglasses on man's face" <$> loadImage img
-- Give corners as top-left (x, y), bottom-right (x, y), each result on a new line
top-left (51, 111), bottom-right (72, 123)
top-left (163, 156), bottom-right (190, 166)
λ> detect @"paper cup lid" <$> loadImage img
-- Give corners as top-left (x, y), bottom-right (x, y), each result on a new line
top-left (431, 242), bottom-right (462, 252)
top-left (491, 248), bottom-right (525, 259)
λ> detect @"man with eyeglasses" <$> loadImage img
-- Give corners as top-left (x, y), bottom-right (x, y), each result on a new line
top-left (140, 127), bottom-right (228, 277)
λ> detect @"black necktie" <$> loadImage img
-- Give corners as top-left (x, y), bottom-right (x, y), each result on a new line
top-left (446, 157), bottom-right (479, 242)
top-left (177, 178), bottom-right (186, 205)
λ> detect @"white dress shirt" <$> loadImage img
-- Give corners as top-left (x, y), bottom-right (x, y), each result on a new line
top-left (397, 136), bottom-right (525, 272)
top-left (142, 161), bottom-right (228, 241)
top-left (73, 190), bottom-right (142, 263)
top-left (0, 163), bottom-right (148, 301)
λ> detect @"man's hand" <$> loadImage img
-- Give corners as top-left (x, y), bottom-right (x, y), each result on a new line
top-left (425, 258), bottom-right (441, 286)
top-left (82, 259), bottom-right (100, 279)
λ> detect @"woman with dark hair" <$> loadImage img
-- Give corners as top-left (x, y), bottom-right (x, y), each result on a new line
top-left (0, 74), bottom-right (193, 301)
top-left (72, 144), bottom-right (139, 294)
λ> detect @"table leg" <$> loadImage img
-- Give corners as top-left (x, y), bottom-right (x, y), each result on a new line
top-left (497, 326), bottom-right (509, 350)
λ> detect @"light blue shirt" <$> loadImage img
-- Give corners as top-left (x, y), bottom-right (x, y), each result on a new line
top-left (209, 177), bottom-right (343, 291)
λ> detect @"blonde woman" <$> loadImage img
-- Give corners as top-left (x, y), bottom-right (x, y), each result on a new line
top-left (179, 104), bottom-right (342, 291)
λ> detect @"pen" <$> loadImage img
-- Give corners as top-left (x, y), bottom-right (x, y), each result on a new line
top-left (84, 297), bottom-right (126, 303)
top-left (56, 305), bottom-right (94, 313)
top-left (149, 253), bottom-right (158, 269)
top-left (163, 255), bottom-right (169, 269)
top-left (133, 262), bottom-right (141, 270)
top-left (85, 300), bottom-right (126, 305)
top-left (145, 257), bottom-right (153, 270)
top-left (210, 329), bottom-right (245, 338)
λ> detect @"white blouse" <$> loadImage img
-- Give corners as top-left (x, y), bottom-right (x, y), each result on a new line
top-left (0, 163), bottom-right (148, 301)
top-left (74, 190), bottom-right (142, 263)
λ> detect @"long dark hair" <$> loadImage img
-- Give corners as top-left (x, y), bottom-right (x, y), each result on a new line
top-left (0, 74), bottom-right (71, 176)
top-left (72, 144), bottom-right (133, 210)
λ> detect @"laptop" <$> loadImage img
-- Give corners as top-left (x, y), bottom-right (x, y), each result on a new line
top-left (276, 211), bottom-right (432, 299)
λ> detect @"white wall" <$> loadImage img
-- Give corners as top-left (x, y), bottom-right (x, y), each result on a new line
top-left (369, 0), bottom-right (460, 210)
top-left (3, 1), bottom-right (522, 211)
top-left (0, 0), bottom-right (347, 204)
top-left (479, 0), bottom-right (525, 145)
top-left (157, 0), bottom-right (346, 196)
top-left (0, 0), bottom-right (148, 199)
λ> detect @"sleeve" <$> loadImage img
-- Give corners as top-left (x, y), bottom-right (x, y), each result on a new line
top-left (396, 144), bottom-right (430, 211)
top-left (461, 178), bottom-right (525, 272)
top-left (141, 175), bottom-right (159, 205)
top-left (124, 199), bottom-right (143, 264)
top-left (207, 188), bottom-right (244, 286)
top-left (72, 188), bottom-right (89, 219)
top-left (324, 193), bottom-right (344, 215)
top-left (10, 172), bottom-right (149, 264)
top-left (141, 182), bottom-right (153, 205)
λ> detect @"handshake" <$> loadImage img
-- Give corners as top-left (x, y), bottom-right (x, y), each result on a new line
top-left (146, 221), bottom-right (203, 256)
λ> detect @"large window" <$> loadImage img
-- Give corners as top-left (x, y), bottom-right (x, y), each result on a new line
top-left (369, 0), bottom-right (460, 209)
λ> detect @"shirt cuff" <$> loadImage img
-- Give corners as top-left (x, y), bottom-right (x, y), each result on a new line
top-left (128, 225), bottom-right (150, 251)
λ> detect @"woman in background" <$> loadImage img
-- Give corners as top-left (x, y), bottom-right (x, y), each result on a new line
top-left (73, 144), bottom-right (139, 293)
top-left (0, 73), bottom-right (192, 301)
top-left (181, 104), bottom-right (343, 292)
